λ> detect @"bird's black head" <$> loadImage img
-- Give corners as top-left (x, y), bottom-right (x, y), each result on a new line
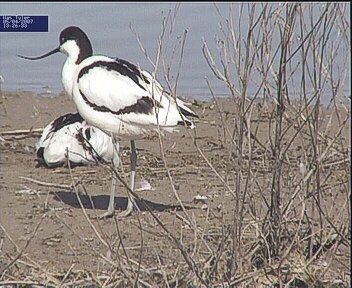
top-left (59, 26), bottom-right (93, 64)
top-left (18, 26), bottom-right (93, 64)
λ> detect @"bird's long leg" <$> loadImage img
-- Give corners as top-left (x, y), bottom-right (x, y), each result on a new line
top-left (118, 140), bottom-right (137, 217)
top-left (98, 139), bottom-right (119, 218)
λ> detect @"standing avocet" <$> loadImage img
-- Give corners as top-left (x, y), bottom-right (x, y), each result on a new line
top-left (19, 26), bottom-right (198, 218)
top-left (37, 112), bottom-right (114, 168)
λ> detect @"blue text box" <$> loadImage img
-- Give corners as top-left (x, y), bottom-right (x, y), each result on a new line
top-left (0, 16), bottom-right (48, 32)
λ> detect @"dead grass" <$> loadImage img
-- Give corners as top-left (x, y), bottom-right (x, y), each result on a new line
top-left (0, 3), bottom-right (350, 287)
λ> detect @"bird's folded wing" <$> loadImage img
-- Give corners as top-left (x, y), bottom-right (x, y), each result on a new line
top-left (77, 59), bottom-right (154, 115)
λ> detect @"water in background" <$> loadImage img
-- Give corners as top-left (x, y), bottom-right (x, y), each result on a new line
top-left (0, 3), bottom-right (350, 103)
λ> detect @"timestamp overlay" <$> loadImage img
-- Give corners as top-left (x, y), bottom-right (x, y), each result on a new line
top-left (0, 15), bottom-right (48, 32)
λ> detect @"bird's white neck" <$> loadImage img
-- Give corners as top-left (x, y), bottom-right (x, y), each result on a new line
top-left (62, 58), bottom-right (78, 99)
top-left (60, 40), bottom-right (90, 99)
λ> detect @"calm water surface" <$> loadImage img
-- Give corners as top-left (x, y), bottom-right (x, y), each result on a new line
top-left (0, 3), bottom-right (350, 103)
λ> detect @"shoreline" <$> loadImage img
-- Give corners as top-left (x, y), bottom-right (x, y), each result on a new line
top-left (0, 88), bottom-right (350, 120)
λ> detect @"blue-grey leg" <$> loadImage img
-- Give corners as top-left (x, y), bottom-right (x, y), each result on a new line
top-left (99, 140), bottom-right (119, 218)
top-left (118, 140), bottom-right (138, 217)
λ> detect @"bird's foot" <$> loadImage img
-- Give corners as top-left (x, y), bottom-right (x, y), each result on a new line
top-left (116, 205), bottom-right (134, 219)
top-left (95, 207), bottom-right (134, 220)
top-left (95, 199), bottom-right (138, 219)
top-left (95, 209), bottom-right (115, 219)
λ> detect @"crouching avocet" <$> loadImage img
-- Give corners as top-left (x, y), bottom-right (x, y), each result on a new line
top-left (19, 26), bottom-right (198, 218)
top-left (37, 112), bottom-right (114, 168)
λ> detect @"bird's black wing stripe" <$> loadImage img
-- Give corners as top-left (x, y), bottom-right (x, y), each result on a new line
top-left (75, 128), bottom-right (105, 163)
top-left (162, 90), bottom-right (198, 119)
top-left (115, 58), bottom-right (151, 85)
top-left (84, 127), bottom-right (91, 140)
top-left (49, 113), bottom-right (84, 134)
top-left (177, 120), bottom-right (193, 127)
top-left (179, 106), bottom-right (199, 119)
top-left (78, 60), bottom-right (150, 91)
top-left (80, 90), bottom-right (154, 115)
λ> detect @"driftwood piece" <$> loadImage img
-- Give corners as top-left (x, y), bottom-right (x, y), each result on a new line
top-left (20, 176), bottom-right (72, 190)
top-left (0, 128), bottom-right (43, 136)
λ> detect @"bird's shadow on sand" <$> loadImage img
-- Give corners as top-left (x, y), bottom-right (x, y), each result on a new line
top-left (51, 190), bottom-right (194, 212)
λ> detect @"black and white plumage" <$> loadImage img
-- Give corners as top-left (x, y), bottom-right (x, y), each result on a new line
top-left (36, 112), bottom-right (114, 168)
top-left (73, 57), bottom-right (196, 138)
top-left (19, 26), bottom-right (198, 217)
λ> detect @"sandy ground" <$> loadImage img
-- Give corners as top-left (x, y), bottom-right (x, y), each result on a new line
top-left (0, 91), bottom-right (350, 286)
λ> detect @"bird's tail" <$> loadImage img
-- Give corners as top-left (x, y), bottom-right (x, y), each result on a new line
top-left (175, 98), bottom-right (198, 128)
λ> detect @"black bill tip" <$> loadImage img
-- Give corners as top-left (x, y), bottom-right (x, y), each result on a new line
top-left (17, 46), bottom-right (60, 60)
